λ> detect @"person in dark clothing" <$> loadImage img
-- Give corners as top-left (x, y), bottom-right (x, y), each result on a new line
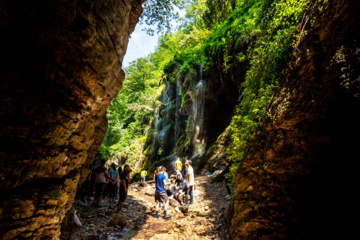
top-left (87, 160), bottom-right (99, 200)
top-left (173, 175), bottom-right (186, 203)
top-left (117, 165), bottom-right (131, 212)
top-left (224, 159), bottom-right (232, 196)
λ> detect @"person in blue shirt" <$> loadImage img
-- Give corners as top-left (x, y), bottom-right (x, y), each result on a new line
top-left (154, 166), bottom-right (171, 219)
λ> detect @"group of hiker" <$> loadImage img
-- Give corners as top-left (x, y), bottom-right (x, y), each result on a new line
top-left (77, 159), bottom-right (132, 212)
top-left (77, 148), bottom-right (232, 219)
top-left (151, 156), bottom-right (195, 219)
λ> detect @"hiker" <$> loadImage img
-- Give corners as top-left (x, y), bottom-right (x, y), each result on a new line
top-left (78, 163), bottom-right (95, 202)
top-left (140, 169), bottom-right (147, 186)
top-left (184, 162), bottom-right (194, 205)
top-left (184, 156), bottom-right (190, 165)
top-left (175, 157), bottom-right (182, 172)
top-left (224, 159), bottom-right (232, 196)
top-left (118, 165), bottom-right (122, 175)
top-left (117, 165), bottom-right (131, 212)
top-left (170, 167), bottom-right (182, 181)
top-left (157, 147), bottom-right (163, 161)
top-left (127, 169), bottom-right (132, 184)
top-left (183, 156), bottom-right (190, 176)
top-left (76, 174), bottom-right (89, 203)
top-left (174, 175), bottom-right (186, 203)
top-left (153, 166), bottom-right (160, 180)
top-left (108, 163), bottom-right (119, 202)
top-left (154, 166), bottom-right (171, 219)
top-left (171, 172), bottom-right (184, 189)
top-left (93, 159), bottom-right (114, 207)
top-left (175, 170), bottom-right (183, 188)
top-left (87, 160), bottom-right (99, 200)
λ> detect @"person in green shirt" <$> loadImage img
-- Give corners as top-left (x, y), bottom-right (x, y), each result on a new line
top-left (140, 169), bottom-right (147, 186)
top-left (175, 157), bottom-right (182, 172)
top-left (163, 169), bottom-right (169, 191)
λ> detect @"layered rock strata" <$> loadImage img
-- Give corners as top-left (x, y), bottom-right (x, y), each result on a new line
top-left (229, 0), bottom-right (360, 239)
top-left (0, 0), bottom-right (142, 239)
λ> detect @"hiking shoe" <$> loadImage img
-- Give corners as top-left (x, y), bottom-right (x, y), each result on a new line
top-left (163, 215), bottom-right (171, 219)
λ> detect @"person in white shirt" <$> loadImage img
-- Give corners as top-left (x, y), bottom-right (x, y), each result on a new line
top-left (184, 162), bottom-right (194, 205)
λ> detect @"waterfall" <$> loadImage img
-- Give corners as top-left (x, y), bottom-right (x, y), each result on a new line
top-left (175, 78), bottom-right (181, 146)
top-left (192, 63), bottom-right (206, 156)
top-left (151, 111), bottom-right (160, 154)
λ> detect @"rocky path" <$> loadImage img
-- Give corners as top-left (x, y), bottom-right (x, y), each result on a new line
top-left (61, 175), bottom-right (231, 240)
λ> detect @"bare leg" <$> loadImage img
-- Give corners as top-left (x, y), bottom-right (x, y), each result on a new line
top-left (163, 200), bottom-right (170, 218)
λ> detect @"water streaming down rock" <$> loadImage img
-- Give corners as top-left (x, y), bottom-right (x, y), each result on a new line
top-left (175, 77), bottom-right (182, 147)
top-left (145, 63), bottom-right (209, 167)
top-left (150, 111), bottom-right (160, 159)
top-left (146, 79), bottom-right (177, 161)
top-left (144, 55), bottom-right (243, 172)
top-left (192, 79), bottom-right (205, 156)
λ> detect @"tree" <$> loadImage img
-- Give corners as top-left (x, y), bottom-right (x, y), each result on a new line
top-left (140, 0), bottom-right (187, 35)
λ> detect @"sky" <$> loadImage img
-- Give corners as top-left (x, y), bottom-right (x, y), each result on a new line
top-left (122, 24), bottom-right (159, 68)
top-left (122, 7), bottom-right (185, 68)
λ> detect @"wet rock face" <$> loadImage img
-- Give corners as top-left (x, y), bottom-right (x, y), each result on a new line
top-left (145, 60), bottom-right (244, 169)
top-left (0, 0), bottom-right (142, 239)
top-left (230, 0), bottom-right (360, 239)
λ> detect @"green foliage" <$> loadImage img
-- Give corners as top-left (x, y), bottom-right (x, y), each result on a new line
top-left (203, 0), bottom-right (237, 28)
top-left (104, 56), bottom-right (162, 170)
top-left (99, 144), bottom-right (110, 160)
top-left (139, 0), bottom-right (186, 35)
top-left (225, 0), bottom-right (309, 183)
top-left (103, 0), bottom-right (310, 184)
top-left (153, 0), bottom-right (309, 184)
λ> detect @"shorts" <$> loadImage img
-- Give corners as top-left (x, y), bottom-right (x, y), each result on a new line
top-left (95, 182), bottom-right (106, 198)
top-left (155, 191), bottom-right (168, 203)
top-left (119, 186), bottom-right (127, 202)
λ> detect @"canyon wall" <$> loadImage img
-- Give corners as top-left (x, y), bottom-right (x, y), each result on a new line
top-left (229, 0), bottom-right (360, 239)
top-left (143, 59), bottom-right (244, 172)
top-left (0, 0), bottom-right (142, 239)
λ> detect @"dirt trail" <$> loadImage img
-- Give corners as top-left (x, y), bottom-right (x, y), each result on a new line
top-left (62, 175), bottom-right (231, 240)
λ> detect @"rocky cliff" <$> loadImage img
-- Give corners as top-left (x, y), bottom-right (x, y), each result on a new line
top-left (0, 0), bottom-right (142, 239)
top-left (229, 0), bottom-right (360, 239)
top-left (143, 59), bottom-right (244, 172)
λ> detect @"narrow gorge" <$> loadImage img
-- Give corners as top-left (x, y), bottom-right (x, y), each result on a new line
top-left (1, 0), bottom-right (359, 239)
